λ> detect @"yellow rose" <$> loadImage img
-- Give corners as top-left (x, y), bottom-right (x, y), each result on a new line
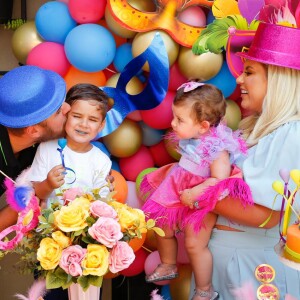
top-left (116, 206), bottom-right (137, 232)
top-left (52, 231), bottom-right (71, 249)
top-left (81, 244), bottom-right (109, 276)
top-left (37, 237), bottom-right (62, 270)
top-left (132, 208), bottom-right (147, 233)
top-left (54, 204), bottom-right (89, 232)
top-left (70, 196), bottom-right (91, 210)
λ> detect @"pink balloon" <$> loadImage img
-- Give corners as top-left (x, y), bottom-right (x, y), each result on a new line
top-left (125, 181), bottom-right (144, 209)
top-left (127, 110), bottom-right (142, 122)
top-left (120, 248), bottom-right (149, 277)
top-left (141, 91), bottom-right (175, 129)
top-left (176, 232), bottom-right (190, 264)
top-left (26, 42), bottom-right (70, 77)
top-left (68, 0), bottom-right (106, 24)
top-left (144, 250), bottom-right (171, 286)
top-left (119, 146), bottom-right (154, 181)
top-left (177, 6), bottom-right (206, 27)
top-left (169, 62), bottom-right (188, 92)
top-left (149, 141), bottom-right (176, 167)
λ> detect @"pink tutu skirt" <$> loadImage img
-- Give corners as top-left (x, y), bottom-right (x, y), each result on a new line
top-left (141, 164), bottom-right (253, 232)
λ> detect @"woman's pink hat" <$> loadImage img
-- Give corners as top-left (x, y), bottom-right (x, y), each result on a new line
top-left (236, 22), bottom-right (300, 71)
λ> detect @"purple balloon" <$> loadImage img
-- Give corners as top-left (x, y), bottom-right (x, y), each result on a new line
top-left (279, 168), bottom-right (290, 183)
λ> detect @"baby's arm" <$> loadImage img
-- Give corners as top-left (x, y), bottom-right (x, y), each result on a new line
top-left (180, 151), bottom-right (231, 208)
top-left (33, 165), bottom-right (65, 200)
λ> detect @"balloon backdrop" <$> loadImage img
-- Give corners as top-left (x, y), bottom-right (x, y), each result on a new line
top-left (177, 5), bottom-right (207, 27)
top-left (205, 61), bottom-right (237, 98)
top-left (119, 145), bottom-right (154, 181)
top-left (68, 0), bottom-right (106, 24)
top-left (103, 119), bottom-right (143, 158)
top-left (169, 264), bottom-right (193, 300)
top-left (168, 61), bottom-right (188, 92)
top-left (11, 21), bottom-right (43, 65)
top-left (132, 30), bottom-right (179, 71)
top-left (135, 167), bottom-right (157, 200)
top-left (143, 228), bottom-right (157, 252)
top-left (64, 66), bottom-right (107, 91)
top-left (128, 232), bottom-right (146, 252)
top-left (178, 47), bottom-right (223, 81)
top-left (111, 170), bottom-right (128, 204)
top-left (64, 24), bottom-right (116, 72)
top-left (113, 43), bottom-right (134, 73)
top-left (139, 121), bottom-right (164, 147)
top-left (140, 91), bottom-right (175, 130)
top-left (149, 141), bottom-right (177, 167)
top-left (35, 1), bottom-right (76, 44)
top-left (164, 129), bottom-right (181, 161)
top-left (224, 99), bottom-right (242, 130)
top-left (26, 42), bottom-right (70, 77)
top-left (125, 181), bottom-right (144, 209)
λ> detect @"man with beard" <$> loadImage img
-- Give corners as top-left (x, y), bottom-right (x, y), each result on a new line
top-left (0, 65), bottom-right (70, 231)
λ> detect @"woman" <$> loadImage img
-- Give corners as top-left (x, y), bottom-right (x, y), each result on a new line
top-left (188, 22), bottom-right (300, 299)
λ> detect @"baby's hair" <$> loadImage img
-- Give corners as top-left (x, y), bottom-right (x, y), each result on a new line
top-left (66, 83), bottom-right (109, 118)
top-left (174, 83), bottom-right (226, 126)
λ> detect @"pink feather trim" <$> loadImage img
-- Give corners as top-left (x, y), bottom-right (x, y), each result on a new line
top-left (231, 281), bottom-right (256, 300)
top-left (4, 178), bottom-right (23, 212)
top-left (151, 289), bottom-right (165, 300)
top-left (182, 178), bottom-right (253, 232)
top-left (15, 279), bottom-right (47, 300)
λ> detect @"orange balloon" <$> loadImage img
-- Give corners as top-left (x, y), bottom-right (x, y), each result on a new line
top-left (111, 170), bottom-right (128, 203)
top-left (64, 66), bottom-right (107, 91)
top-left (128, 232), bottom-right (146, 252)
top-left (143, 229), bottom-right (157, 251)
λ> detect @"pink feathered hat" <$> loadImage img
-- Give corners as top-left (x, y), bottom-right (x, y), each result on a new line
top-left (236, 22), bottom-right (300, 71)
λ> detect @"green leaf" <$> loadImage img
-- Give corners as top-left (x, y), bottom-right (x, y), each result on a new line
top-left (88, 275), bottom-right (103, 288)
top-left (73, 229), bottom-right (83, 237)
top-left (151, 227), bottom-right (165, 237)
top-left (146, 219), bottom-right (155, 228)
top-left (77, 276), bottom-right (89, 291)
top-left (46, 271), bottom-right (65, 289)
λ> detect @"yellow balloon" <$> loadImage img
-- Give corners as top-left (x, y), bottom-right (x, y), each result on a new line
top-left (178, 47), bottom-right (223, 81)
top-left (169, 264), bottom-right (193, 300)
top-left (103, 119), bottom-right (142, 158)
top-left (224, 99), bottom-right (242, 130)
top-left (11, 20), bottom-right (43, 64)
top-left (105, 6), bottom-right (137, 39)
top-left (128, 0), bottom-right (156, 12)
top-left (132, 30), bottom-right (179, 71)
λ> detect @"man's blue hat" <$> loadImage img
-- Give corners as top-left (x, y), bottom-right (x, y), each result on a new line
top-left (0, 65), bottom-right (66, 128)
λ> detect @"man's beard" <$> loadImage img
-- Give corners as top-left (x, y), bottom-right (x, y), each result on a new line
top-left (37, 125), bottom-right (66, 143)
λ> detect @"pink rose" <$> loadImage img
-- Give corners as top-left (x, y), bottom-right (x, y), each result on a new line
top-left (88, 217), bottom-right (123, 248)
top-left (63, 187), bottom-right (84, 205)
top-left (109, 241), bottom-right (135, 273)
top-left (59, 245), bottom-right (86, 276)
top-left (90, 201), bottom-right (118, 219)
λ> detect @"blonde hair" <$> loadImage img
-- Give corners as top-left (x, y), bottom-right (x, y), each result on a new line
top-left (239, 65), bottom-right (300, 146)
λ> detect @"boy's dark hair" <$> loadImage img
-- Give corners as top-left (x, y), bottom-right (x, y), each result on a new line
top-left (66, 83), bottom-right (109, 118)
top-left (174, 84), bottom-right (226, 126)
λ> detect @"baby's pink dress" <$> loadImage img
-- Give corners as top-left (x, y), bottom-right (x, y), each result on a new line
top-left (141, 124), bottom-right (252, 232)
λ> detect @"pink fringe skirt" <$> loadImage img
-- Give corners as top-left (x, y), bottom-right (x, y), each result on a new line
top-left (141, 164), bottom-right (253, 232)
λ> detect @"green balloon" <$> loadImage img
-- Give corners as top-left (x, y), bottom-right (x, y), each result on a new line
top-left (135, 167), bottom-right (157, 200)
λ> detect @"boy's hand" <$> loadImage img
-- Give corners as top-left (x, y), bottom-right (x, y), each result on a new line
top-left (47, 165), bottom-right (65, 189)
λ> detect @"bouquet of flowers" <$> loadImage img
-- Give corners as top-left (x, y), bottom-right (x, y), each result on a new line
top-left (0, 178), bottom-right (164, 292)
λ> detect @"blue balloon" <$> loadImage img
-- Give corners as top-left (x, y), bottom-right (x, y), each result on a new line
top-left (205, 62), bottom-right (237, 98)
top-left (139, 121), bottom-right (164, 147)
top-left (91, 141), bottom-right (110, 157)
top-left (113, 43), bottom-right (133, 73)
top-left (65, 24), bottom-right (116, 72)
top-left (161, 285), bottom-right (172, 300)
top-left (111, 159), bottom-right (120, 172)
top-left (35, 2), bottom-right (77, 44)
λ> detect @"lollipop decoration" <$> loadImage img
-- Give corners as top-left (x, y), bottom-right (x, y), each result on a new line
top-left (57, 138), bottom-right (76, 184)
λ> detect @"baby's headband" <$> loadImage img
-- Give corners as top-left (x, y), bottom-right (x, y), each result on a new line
top-left (177, 82), bottom-right (205, 93)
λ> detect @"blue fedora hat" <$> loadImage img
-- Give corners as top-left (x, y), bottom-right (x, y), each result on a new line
top-left (0, 65), bottom-right (66, 128)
